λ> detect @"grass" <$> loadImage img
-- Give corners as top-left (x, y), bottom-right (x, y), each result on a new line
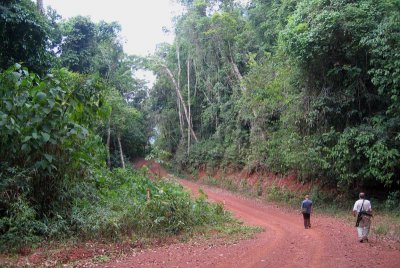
top-left (370, 214), bottom-right (400, 241)
top-left (91, 254), bottom-right (110, 263)
top-left (179, 220), bottom-right (263, 244)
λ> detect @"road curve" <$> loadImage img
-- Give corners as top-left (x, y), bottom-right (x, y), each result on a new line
top-left (101, 167), bottom-right (400, 268)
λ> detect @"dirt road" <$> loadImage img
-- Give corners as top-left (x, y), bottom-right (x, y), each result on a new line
top-left (101, 163), bottom-right (400, 268)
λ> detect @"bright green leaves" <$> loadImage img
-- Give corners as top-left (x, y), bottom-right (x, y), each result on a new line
top-left (0, 64), bottom-right (111, 244)
top-left (1, 2), bottom-right (159, 250)
top-left (0, 64), bottom-right (105, 172)
top-left (71, 167), bottom-right (232, 238)
top-left (329, 126), bottom-right (399, 188)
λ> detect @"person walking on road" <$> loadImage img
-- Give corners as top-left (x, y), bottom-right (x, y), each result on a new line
top-left (353, 192), bottom-right (372, 243)
top-left (301, 195), bottom-right (313, 229)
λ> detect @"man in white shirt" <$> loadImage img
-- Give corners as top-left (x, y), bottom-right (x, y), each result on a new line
top-left (352, 192), bottom-right (372, 243)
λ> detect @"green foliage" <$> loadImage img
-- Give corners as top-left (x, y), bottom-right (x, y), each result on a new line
top-left (0, 64), bottom-right (104, 171)
top-left (248, 0), bottom-right (297, 53)
top-left (266, 184), bottom-right (297, 206)
top-left (0, 195), bottom-right (44, 251)
top-left (270, 0), bottom-right (400, 189)
top-left (72, 167), bottom-right (231, 238)
top-left (151, 0), bottom-right (400, 194)
top-left (385, 191), bottom-right (400, 214)
top-left (57, 15), bottom-right (149, 167)
top-left (104, 89), bottom-right (147, 164)
top-left (186, 139), bottom-right (225, 169)
top-left (59, 16), bottom-right (128, 79)
top-left (0, 0), bottom-right (56, 74)
top-left (59, 16), bottom-right (99, 74)
top-left (328, 126), bottom-right (398, 188)
top-left (283, 0), bottom-right (377, 129)
top-left (0, 65), bottom-right (106, 250)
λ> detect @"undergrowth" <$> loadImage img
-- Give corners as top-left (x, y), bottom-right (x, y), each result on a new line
top-left (0, 166), bottom-right (260, 254)
top-left (0, 165), bottom-right (261, 267)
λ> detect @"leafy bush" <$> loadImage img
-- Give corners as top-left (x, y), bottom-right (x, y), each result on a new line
top-left (266, 184), bottom-right (297, 206)
top-left (184, 139), bottom-right (225, 170)
top-left (281, 0), bottom-right (400, 189)
top-left (0, 0), bottom-right (55, 74)
top-left (0, 193), bottom-right (45, 251)
top-left (327, 126), bottom-right (398, 189)
top-left (71, 168), bottom-right (231, 238)
top-left (385, 191), bottom-right (400, 214)
top-left (0, 65), bottom-right (106, 250)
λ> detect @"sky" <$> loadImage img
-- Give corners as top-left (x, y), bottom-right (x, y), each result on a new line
top-left (44, 0), bottom-right (184, 57)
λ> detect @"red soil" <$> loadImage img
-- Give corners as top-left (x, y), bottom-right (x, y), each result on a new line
top-left (100, 160), bottom-right (400, 268)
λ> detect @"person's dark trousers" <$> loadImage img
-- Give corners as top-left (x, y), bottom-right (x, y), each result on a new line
top-left (302, 213), bottom-right (311, 228)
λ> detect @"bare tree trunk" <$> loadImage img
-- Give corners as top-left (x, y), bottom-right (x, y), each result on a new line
top-left (161, 63), bottom-right (198, 142)
top-left (230, 58), bottom-right (243, 81)
top-left (187, 57), bottom-right (191, 155)
top-left (117, 133), bottom-right (125, 169)
top-left (176, 43), bottom-right (187, 142)
top-left (177, 97), bottom-right (184, 137)
top-left (36, 0), bottom-right (44, 14)
top-left (193, 59), bottom-right (198, 99)
top-left (228, 42), bottom-right (245, 91)
top-left (106, 117), bottom-right (111, 168)
top-left (176, 44), bottom-right (181, 90)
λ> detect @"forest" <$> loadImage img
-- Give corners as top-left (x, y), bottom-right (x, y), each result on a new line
top-left (1, 0), bottom-right (400, 253)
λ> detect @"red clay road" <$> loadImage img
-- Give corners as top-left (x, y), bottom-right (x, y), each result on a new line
top-left (101, 166), bottom-right (400, 268)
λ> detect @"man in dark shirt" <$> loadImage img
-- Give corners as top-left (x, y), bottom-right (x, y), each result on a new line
top-left (301, 195), bottom-right (313, 229)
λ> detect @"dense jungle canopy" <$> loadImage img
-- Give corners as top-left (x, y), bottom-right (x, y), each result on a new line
top-left (149, 0), bottom-right (400, 192)
top-left (0, 0), bottom-right (399, 250)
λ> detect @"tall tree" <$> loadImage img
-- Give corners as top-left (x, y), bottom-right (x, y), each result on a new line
top-left (0, 0), bottom-right (55, 74)
top-left (59, 16), bottom-right (98, 73)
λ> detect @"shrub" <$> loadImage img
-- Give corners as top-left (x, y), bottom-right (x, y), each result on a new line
top-left (71, 168), bottom-right (232, 239)
top-left (328, 126), bottom-right (399, 189)
top-left (385, 191), bottom-right (400, 214)
top-left (0, 197), bottom-right (44, 251)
